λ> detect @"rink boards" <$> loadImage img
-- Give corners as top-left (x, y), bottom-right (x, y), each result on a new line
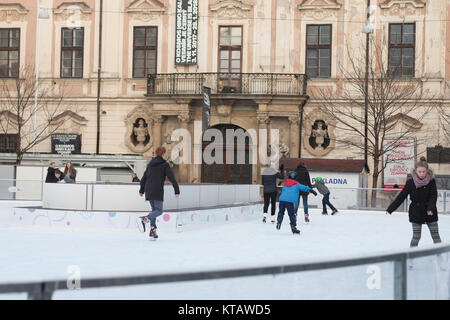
top-left (0, 202), bottom-right (263, 233)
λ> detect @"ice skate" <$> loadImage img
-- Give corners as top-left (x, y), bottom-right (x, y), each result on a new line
top-left (290, 224), bottom-right (300, 235)
top-left (271, 215), bottom-right (276, 223)
top-left (136, 216), bottom-right (148, 233)
top-left (276, 221), bottom-right (281, 230)
top-left (149, 226), bottom-right (158, 240)
top-left (331, 209), bottom-right (338, 215)
top-left (322, 210), bottom-right (328, 215)
top-left (262, 212), bottom-right (267, 223)
top-left (304, 214), bottom-right (310, 223)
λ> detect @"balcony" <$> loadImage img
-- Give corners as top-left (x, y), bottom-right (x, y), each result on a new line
top-left (146, 73), bottom-right (307, 97)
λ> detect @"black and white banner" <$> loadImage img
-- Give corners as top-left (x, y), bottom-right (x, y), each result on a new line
top-left (51, 134), bottom-right (81, 155)
top-left (175, 0), bottom-right (198, 65)
top-left (202, 86), bottom-right (211, 133)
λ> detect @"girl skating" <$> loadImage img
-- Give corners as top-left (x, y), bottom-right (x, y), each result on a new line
top-left (386, 157), bottom-right (442, 247)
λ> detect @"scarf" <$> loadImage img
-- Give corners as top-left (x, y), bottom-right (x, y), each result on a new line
top-left (412, 172), bottom-right (431, 189)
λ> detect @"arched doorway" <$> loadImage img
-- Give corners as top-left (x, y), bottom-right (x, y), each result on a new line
top-left (201, 124), bottom-right (252, 184)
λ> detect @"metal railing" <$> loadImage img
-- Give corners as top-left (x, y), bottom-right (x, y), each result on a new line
top-left (146, 73), bottom-right (308, 96)
top-left (0, 243), bottom-right (449, 299)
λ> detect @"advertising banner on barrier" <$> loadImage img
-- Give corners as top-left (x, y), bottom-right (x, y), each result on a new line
top-left (383, 139), bottom-right (415, 189)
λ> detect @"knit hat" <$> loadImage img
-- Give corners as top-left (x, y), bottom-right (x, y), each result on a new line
top-left (315, 177), bottom-right (323, 182)
top-left (288, 171), bottom-right (297, 179)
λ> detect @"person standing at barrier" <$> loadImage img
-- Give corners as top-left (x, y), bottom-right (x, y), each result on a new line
top-left (311, 177), bottom-right (338, 215)
top-left (261, 162), bottom-right (285, 223)
top-left (386, 157), bottom-right (442, 247)
top-left (277, 171), bottom-right (317, 235)
top-left (294, 162), bottom-right (313, 223)
top-left (64, 161), bottom-right (77, 183)
top-left (137, 146), bottom-right (180, 239)
top-left (45, 162), bottom-right (58, 183)
top-left (54, 169), bottom-right (73, 183)
top-left (131, 172), bottom-right (140, 183)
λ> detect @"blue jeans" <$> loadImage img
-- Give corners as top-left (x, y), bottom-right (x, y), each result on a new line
top-left (146, 200), bottom-right (164, 227)
top-left (322, 193), bottom-right (336, 212)
top-left (294, 194), bottom-right (309, 215)
top-left (277, 201), bottom-right (297, 227)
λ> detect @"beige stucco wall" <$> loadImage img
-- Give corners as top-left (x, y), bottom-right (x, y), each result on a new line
top-left (1, 0), bottom-right (450, 184)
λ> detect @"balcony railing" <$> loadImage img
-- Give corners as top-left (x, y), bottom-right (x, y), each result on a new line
top-left (146, 73), bottom-right (307, 96)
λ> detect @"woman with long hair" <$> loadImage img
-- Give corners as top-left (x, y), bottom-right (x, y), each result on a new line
top-left (64, 161), bottom-right (77, 183)
top-left (386, 157), bottom-right (442, 247)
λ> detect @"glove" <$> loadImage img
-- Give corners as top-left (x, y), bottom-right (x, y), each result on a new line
top-left (310, 189), bottom-right (317, 196)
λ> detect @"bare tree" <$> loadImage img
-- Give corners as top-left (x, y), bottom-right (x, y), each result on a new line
top-left (311, 38), bottom-right (441, 199)
top-left (0, 66), bottom-right (75, 164)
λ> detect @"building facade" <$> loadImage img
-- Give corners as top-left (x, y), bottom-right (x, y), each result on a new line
top-left (1, 0), bottom-right (450, 185)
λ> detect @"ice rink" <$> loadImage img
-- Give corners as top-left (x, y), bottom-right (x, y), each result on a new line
top-left (1, 207), bottom-right (450, 299)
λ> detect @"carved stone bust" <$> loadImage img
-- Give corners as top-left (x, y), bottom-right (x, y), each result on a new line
top-left (124, 106), bottom-right (153, 154)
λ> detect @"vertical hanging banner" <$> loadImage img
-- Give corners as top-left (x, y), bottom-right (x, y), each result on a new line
top-left (202, 86), bottom-right (211, 133)
top-left (383, 139), bottom-right (416, 189)
top-left (175, 0), bottom-right (198, 65)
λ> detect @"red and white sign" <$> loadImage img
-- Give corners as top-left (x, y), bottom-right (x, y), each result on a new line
top-left (383, 139), bottom-right (415, 189)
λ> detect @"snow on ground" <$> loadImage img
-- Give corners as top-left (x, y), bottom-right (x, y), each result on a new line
top-left (1, 207), bottom-right (450, 299)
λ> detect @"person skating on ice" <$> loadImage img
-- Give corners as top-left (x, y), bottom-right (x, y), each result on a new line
top-left (294, 162), bottom-right (313, 223)
top-left (276, 171), bottom-right (317, 234)
top-left (386, 157), bottom-right (442, 248)
top-left (138, 146), bottom-right (180, 239)
top-left (261, 161), bottom-right (285, 223)
top-left (311, 177), bottom-right (338, 215)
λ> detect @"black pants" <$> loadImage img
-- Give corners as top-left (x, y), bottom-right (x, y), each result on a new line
top-left (263, 191), bottom-right (278, 216)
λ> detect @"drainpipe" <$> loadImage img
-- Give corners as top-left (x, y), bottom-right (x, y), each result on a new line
top-left (298, 99), bottom-right (307, 159)
top-left (96, 0), bottom-right (103, 154)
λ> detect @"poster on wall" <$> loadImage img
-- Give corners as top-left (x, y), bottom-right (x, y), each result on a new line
top-left (175, 0), bottom-right (198, 65)
top-left (51, 134), bottom-right (81, 155)
top-left (383, 139), bottom-right (415, 189)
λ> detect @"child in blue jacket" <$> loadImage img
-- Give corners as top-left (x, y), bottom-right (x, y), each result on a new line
top-left (277, 171), bottom-right (317, 234)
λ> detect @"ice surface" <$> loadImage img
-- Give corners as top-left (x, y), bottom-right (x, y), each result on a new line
top-left (1, 207), bottom-right (450, 299)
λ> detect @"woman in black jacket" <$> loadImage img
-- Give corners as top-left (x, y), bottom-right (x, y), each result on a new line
top-left (386, 157), bottom-right (442, 247)
top-left (138, 146), bottom-right (180, 239)
top-left (261, 162), bottom-right (284, 223)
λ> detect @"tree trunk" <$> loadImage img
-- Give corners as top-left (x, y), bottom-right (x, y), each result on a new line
top-left (371, 157), bottom-right (380, 208)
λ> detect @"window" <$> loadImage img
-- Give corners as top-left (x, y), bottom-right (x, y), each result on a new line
top-left (0, 28), bottom-right (20, 78)
top-left (0, 134), bottom-right (18, 153)
top-left (306, 25), bottom-right (331, 78)
top-left (133, 27), bottom-right (157, 78)
top-left (218, 26), bottom-right (242, 73)
top-left (61, 28), bottom-right (84, 78)
top-left (389, 23), bottom-right (415, 77)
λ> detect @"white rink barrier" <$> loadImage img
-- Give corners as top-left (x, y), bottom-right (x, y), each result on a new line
top-left (1, 203), bottom-right (263, 233)
top-left (42, 183), bottom-right (261, 211)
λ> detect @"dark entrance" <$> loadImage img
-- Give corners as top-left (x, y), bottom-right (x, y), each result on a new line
top-left (201, 124), bottom-right (252, 184)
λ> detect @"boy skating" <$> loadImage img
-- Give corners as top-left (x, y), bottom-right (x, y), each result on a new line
top-left (311, 177), bottom-right (338, 215)
top-left (276, 172), bottom-right (317, 234)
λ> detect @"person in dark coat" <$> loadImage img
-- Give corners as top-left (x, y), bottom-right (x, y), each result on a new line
top-left (45, 162), bottom-right (58, 183)
top-left (294, 162), bottom-right (313, 222)
top-left (386, 157), bottom-right (442, 247)
top-left (64, 161), bottom-right (77, 183)
top-left (138, 146), bottom-right (180, 239)
top-left (261, 162), bottom-right (285, 223)
top-left (131, 172), bottom-right (140, 183)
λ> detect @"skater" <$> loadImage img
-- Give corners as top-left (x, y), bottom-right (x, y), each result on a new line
top-left (294, 162), bottom-right (313, 222)
top-left (386, 157), bottom-right (442, 247)
top-left (138, 146), bottom-right (180, 239)
top-left (311, 177), bottom-right (338, 215)
top-left (261, 161), bottom-right (285, 223)
top-left (276, 171), bottom-right (317, 234)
